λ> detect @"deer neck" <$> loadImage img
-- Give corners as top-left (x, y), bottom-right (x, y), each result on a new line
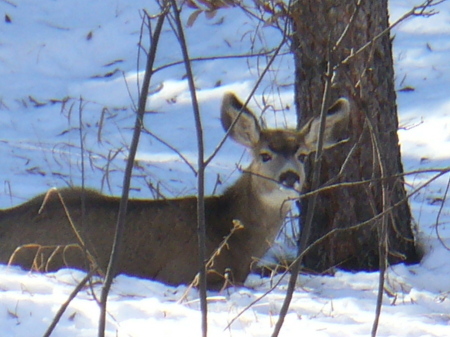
top-left (221, 170), bottom-right (292, 235)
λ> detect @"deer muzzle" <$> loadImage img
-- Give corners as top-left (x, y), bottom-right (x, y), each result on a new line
top-left (279, 171), bottom-right (300, 189)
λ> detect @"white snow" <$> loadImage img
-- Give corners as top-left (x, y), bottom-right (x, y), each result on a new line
top-left (0, 0), bottom-right (449, 336)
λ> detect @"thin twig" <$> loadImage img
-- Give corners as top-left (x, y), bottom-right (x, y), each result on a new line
top-left (204, 4), bottom-right (291, 167)
top-left (97, 7), bottom-right (167, 337)
top-left (271, 50), bottom-right (334, 337)
top-left (333, 0), bottom-right (362, 50)
top-left (78, 97), bottom-right (91, 277)
top-left (178, 220), bottom-right (244, 303)
top-left (38, 188), bottom-right (100, 273)
top-left (435, 176), bottom-right (450, 250)
top-left (142, 126), bottom-right (197, 175)
top-left (168, 1), bottom-right (208, 336)
top-left (152, 49), bottom-right (288, 74)
top-left (78, 98), bottom-right (86, 193)
top-left (362, 108), bottom-right (390, 337)
top-left (204, 43), bottom-right (287, 167)
top-left (295, 167), bottom-right (450, 200)
top-left (43, 270), bottom-right (96, 337)
top-left (226, 168), bottom-right (449, 330)
top-left (338, 0), bottom-right (444, 68)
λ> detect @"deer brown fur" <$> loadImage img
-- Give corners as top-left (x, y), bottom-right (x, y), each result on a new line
top-left (0, 93), bottom-right (350, 289)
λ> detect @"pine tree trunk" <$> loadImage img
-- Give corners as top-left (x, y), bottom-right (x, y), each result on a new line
top-left (290, 0), bottom-right (420, 272)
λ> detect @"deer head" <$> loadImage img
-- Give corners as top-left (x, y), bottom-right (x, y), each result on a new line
top-left (221, 93), bottom-right (350, 209)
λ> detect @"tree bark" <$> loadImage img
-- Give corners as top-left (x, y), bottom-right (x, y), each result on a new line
top-left (290, 0), bottom-right (420, 272)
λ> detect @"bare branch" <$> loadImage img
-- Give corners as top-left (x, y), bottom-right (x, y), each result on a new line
top-left (43, 271), bottom-right (96, 337)
top-left (334, 0), bottom-right (362, 50)
top-left (362, 106), bottom-right (390, 337)
top-left (295, 166), bottom-right (450, 200)
top-left (152, 49), bottom-right (288, 74)
top-left (142, 126), bottom-right (197, 175)
top-left (97, 6), bottom-right (168, 337)
top-left (226, 168), bottom-right (449, 330)
top-left (435, 176), bottom-right (450, 250)
top-left (271, 46), bottom-right (335, 337)
top-left (204, 6), bottom-right (291, 167)
top-left (168, 1), bottom-right (208, 336)
top-left (338, 0), bottom-right (446, 67)
top-left (179, 220), bottom-right (244, 302)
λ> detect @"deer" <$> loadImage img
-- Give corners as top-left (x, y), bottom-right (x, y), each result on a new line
top-left (0, 93), bottom-right (350, 290)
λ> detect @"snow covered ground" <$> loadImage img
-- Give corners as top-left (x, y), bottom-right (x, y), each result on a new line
top-left (0, 0), bottom-right (449, 336)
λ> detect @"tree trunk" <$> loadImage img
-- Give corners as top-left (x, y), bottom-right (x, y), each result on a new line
top-left (290, 0), bottom-right (420, 272)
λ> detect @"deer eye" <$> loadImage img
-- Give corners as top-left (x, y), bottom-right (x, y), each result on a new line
top-left (297, 154), bottom-right (307, 163)
top-left (260, 152), bottom-right (272, 163)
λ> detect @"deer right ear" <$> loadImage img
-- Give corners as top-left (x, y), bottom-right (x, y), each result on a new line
top-left (301, 97), bottom-right (351, 152)
top-left (221, 93), bottom-right (261, 147)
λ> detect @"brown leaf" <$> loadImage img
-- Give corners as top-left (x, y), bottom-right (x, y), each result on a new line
top-left (205, 9), bottom-right (217, 19)
top-left (7, 310), bottom-right (18, 319)
top-left (28, 96), bottom-right (47, 107)
top-left (186, 0), bottom-right (199, 9)
top-left (398, 86), bottom-right (415, 92)
top-left (197, 0), bottom-right (214, 10)
top-left (232, 219), bottom-right (244, 230)
top-left (103, 59), bottom-right (124, 67)
top-left (90, 68), bottom-right (119, 79)
top-left (68, 311), bottom-right (77, 321)
top-left (211, 0), bottom-right (234, 9)
top-left (187, 9), bottom-right (202, 28)
top-left (26, 167), bottom-right (46, 176)
top-left (428, 197), bottom-right (444, 206)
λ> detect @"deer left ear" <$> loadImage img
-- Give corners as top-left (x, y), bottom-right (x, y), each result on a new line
top-left (221, 93), bottom-right (261, 147)
top-left (301, 98), bottom-right (350, 152)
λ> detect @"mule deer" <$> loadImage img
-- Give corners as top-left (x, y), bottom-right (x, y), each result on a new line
top-left (0, 93), bottom-right (350, 289)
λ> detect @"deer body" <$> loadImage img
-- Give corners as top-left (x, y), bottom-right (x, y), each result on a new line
top-left (0, 93), bottom-right (349, 289)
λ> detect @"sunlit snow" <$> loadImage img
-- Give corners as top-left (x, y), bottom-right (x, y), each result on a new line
top-left (0, 0), bottom-right (449, 336)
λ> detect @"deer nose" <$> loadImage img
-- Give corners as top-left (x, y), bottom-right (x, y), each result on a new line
top-left (279, 171), bottom-right (300, 188)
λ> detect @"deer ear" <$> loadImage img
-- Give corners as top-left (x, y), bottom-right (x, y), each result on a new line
top-left (301, 98), bottom-right (350, 152)
top-left (221, 93), bottom-right (261, 147)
